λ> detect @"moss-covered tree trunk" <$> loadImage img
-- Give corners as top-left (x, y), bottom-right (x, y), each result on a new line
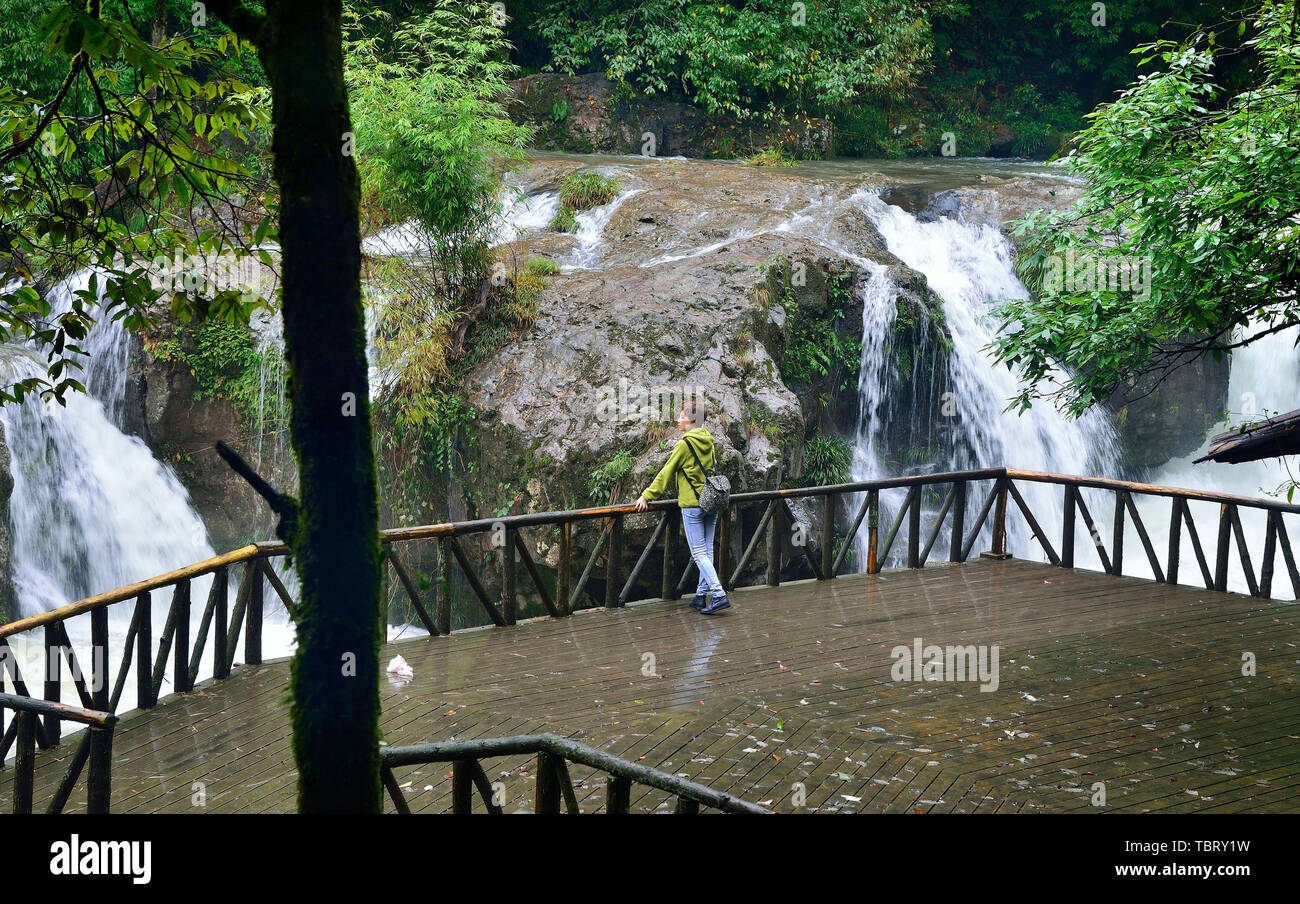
top-left (244, 0), bottom-right (381, 813)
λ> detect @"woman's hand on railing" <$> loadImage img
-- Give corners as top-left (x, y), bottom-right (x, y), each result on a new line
top-left (634, 495), bottom-right (649, 513)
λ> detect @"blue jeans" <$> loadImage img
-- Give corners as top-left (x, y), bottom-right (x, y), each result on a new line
top-left (681, 507), bottom-right (725, 600)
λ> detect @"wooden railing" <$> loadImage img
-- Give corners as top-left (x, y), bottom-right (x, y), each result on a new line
top-left (379, 732), bottom-right (773, 814)
top-left (0, 693), bottom-right (114, 814)
top-left (4, 466), bottom-right (1298, 812)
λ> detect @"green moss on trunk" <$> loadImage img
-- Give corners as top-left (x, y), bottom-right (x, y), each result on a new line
top-left (257, 0), bottom-right (382, 814)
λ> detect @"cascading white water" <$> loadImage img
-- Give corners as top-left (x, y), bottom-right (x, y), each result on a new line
top-left (835, 184), bottom-right (1294, 594)
top-left (842, 190), bottom-right (1120, 566)
top-left (1, 273), bottom-right (217, 616)
top-left (0, 273), bottom-right (237, 728)
top-left (563, 188), bottom-right (641, 270)
top-left (0, 350), bottom-right (214, 616)
top-left (851, 264), bottom-right (902, 474)
top-left (1126, 326), bottom-right (1300, 598)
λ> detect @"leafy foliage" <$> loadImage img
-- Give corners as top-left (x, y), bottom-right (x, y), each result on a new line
top-left (346, 0), bottom-right (532, 491)
top-left (802, 434), bottom-right (854, 487)
top-left (558, 170), bottom-right (619, 209)
top-left (587, 448), bottom-right (635, 502)
top-left (548, 204), bottom-right (579, 233)
top-left (990, 1), bottom-right (1300, 416)
top-left (0, 2), bottom-right (273, 405)
top-left (778, 270), bottom-right (862, 392)
top-left (529, 0), bottom-right (950, 120)
top-left (548, 170), bottom-right (618, 230)
top-left (743, 147), bottom-right (798, 167)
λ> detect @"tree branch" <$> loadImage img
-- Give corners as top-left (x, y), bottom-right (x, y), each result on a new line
top-left (216, 441), bottom-right (299, 544)
top-left (0, 53), bottom-right (87, 165)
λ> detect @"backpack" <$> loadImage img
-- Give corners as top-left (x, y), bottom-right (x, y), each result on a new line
top-left (682, 436), bottom-right (731, 514)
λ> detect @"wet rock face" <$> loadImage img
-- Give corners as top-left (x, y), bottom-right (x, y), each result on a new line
top-left (122, 332), bottom-right (276, 552)
top-left (507, 73), bottom-right (834, 158)
top-left (463, 156), bottom-right (958, 597)
top-left (924, 176), bottom-right (1085, 234)
top-left (466, 232), bottom-right (823, 516)
top-left (1106, 350), bottom-right (1233, 474)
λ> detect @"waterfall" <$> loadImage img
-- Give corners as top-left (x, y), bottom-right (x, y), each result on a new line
top-left (1, 274), bottom-right (217, 616)
top-left (838, 185), bottom-right (1295, 596)
top-left (0, 273), bottom-right (233, 726)
top-left (563, 188), bottom-right (641, 270)
top-left (1133, 326), bottom-right (1300, 598)
top-left (843, 190), bottom-right (1120, 567)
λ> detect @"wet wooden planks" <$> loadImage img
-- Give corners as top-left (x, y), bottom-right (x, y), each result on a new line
top-left (2, 558), bottom-right (1297, 813)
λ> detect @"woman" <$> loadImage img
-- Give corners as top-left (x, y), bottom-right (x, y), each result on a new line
top-left (634, 400), bottom-right (731, 615)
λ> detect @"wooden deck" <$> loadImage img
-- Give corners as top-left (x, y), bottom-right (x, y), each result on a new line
top-left (3, 558), bottom-right (1298, 813)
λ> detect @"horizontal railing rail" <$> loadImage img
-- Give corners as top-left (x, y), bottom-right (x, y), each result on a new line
top-left (4, 465), bottom-right (1296, 814)
top-left (379, 732), bottom-right (772, 814)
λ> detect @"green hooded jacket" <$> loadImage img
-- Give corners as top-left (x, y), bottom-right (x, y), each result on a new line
top-left (641, 428), bottom-right (715, 508)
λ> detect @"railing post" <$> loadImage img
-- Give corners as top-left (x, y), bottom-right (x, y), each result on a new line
top-left (949, 481), bottom-right (966, 563)
top-left (867, 490), bottom-right (880, 574)
top-left (87, 722), bottom-right (114, 814)
top-left (605, 515), bottom-right (624, 608)
top-left (766, 500), bottom-right (782, 587)
top-left (214, 563), bottom-right (230, 680)
top-left (44, 625), bottom-right (61, 744)
top-left (436, 537), bottom-right (453, 633)
top-left (991, 478), bottom-right (1009, 557)
top-left (1112, 491), bottom-right (1127, 576)
top-left (607, 775), bottom-right (631, 814)
top-left (821, 494), bottom-right (835, 579)
top-left (502, 528), bottom-right (518, 626)
top-left (1061, 485), bottom-right (1076, 568)
top-left (1167, 497), bottom-right (1182, 586)
top-left (536, 750), bottom-right (560, 814)
top-left (174, 579), bottom-right (192, 693)
top-left (378, 549), bottom-right (389, 645)
top-left (91, 606), bottom-right (109, 712)
top-left (907, 490), bottom-right (921, 568)
top-left (1260, 509), bottom-right (1278, 598)
top-left (556, 523), bottom-right (572, 617)
top-left (718, 505), bottom-right (732, 590)
top-left (1214, 503), bottom-right (1232, 591)
top-left (13, 710), bottom-right (35, 814)
top-left (452, 760), bottom-right (473, 814)
top-left (137, 592), bottom-right (154, 709)
top-left (661, 509), bottom-right (680, 600)
top-left (247, 561), bottom-right (264, 664)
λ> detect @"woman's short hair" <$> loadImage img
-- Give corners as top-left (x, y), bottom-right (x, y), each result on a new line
top-left (681, 399), bottom-right (708, 426)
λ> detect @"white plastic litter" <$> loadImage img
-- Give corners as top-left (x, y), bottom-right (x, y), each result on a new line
top-left (387, 655), bottom-right (414, 679)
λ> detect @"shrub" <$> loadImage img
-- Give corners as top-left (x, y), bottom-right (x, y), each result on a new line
top-left (558, 171), bottom-right (619, 211)
top-left (587, 449), bottom-right (636, 502)
top-left (548, 204), bottom-right (580, 233)
top-left (743, 148), bottom-right (797, 168)
top-left (524, 256), bottom-right (560, 275)
top-left (803, 435), bottom-right (854, 487)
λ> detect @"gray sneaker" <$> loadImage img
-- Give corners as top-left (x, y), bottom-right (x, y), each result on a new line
top-left (700, 595), bottom-right (731, 615)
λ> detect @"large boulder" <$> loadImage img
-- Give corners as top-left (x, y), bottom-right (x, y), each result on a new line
top-left (460, 157), bottom-right (954, 605)
top-left (1106, 349), bottom-right (1233, 473)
